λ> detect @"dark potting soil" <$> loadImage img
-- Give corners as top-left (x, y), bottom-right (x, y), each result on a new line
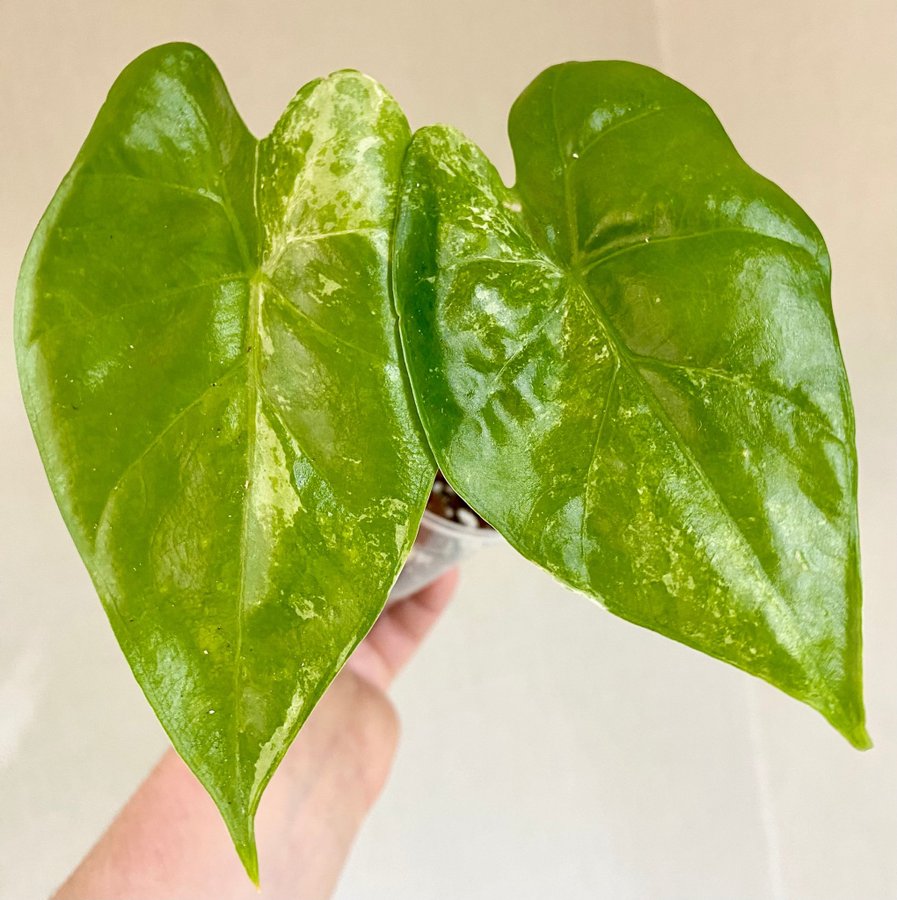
top-left (426, 472), bottom-right (492, 530)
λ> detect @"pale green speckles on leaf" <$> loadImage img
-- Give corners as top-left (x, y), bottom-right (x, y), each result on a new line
top-left (250, 685), bottom-right (307, 801)
top-left (317, 272), bottom-right (343, 296)
top-left (15, 43), bottom-right (434, 884)
top-left (250, 408), bottom-right (303, 535)
top-left (394, 61), bottom-right (867, 748)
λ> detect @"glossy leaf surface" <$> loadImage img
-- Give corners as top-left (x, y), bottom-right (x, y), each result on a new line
top-left (395, 62), bottom-right (866, 746)
top-left (16, 43), bottom-right (434, 878)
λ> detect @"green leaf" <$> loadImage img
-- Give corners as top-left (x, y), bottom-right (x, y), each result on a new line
top-left (394, 61), bottom-right (867, 747)
top-left (15, 43), bottom-right (434, 879)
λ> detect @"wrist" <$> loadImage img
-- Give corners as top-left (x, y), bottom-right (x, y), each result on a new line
top-left (311, 670), bottom-right (400, 812)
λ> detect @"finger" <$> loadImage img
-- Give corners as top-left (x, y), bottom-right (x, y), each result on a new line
top-left (347, 569), bottom-right (460, 691)
top-left (380, 567), bottom-right (460, 639)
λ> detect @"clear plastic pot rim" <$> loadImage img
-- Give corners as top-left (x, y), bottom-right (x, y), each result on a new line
top-left (388, 507), bottom-right (502, 601)
top-left (417, 508), bottom-right (504, 543)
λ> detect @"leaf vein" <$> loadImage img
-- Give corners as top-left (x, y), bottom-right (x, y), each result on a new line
top-left (262, 275), bottom-right (386, 364)
top-left (30, 275), bottom-right (248, 344)
top-left (93, 357), bottom-right (248, 540)
top-left (577, 227), bottom-right (818, 275)
top-left (572, 105), bottom-right (671, 161)
top-left (264, 226), bottom-right (384, 275)
top-left (580, 363), bottom-right (620, 559)
top-left (81, 171), bottom-right (228, 209)
top-left (631, 353), bottom-right (845, 445)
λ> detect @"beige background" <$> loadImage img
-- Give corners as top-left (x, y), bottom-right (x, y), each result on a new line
top-left (1, 0), bottom-right (895, 897)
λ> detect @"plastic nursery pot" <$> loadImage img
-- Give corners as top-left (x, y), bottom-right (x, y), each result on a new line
top-left (389, 485), bottom-right (502, 602)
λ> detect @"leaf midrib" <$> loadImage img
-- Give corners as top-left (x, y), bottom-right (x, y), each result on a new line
top-left (231, 139), bottom-right (263, 814)
top-left (229, 139), bottom-right (394, 813)
top-left (545, 69), bottom-right (825, 688)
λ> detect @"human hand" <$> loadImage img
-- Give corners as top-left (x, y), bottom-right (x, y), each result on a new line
top-left (53, 570), bottom-right (460, 900)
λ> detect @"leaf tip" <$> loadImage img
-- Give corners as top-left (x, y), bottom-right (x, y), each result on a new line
top-left (822, 688), bottom-right (872, 751)
top-left (234, 832), bottom-right (261, 888)
top-left (841, 719), bottom-right (873, 751)
top-left (221, 806), bottom-right (260, 886)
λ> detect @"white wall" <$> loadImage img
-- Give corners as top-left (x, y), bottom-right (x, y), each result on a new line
top-left (1, 1), bottom-right (894, 898)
